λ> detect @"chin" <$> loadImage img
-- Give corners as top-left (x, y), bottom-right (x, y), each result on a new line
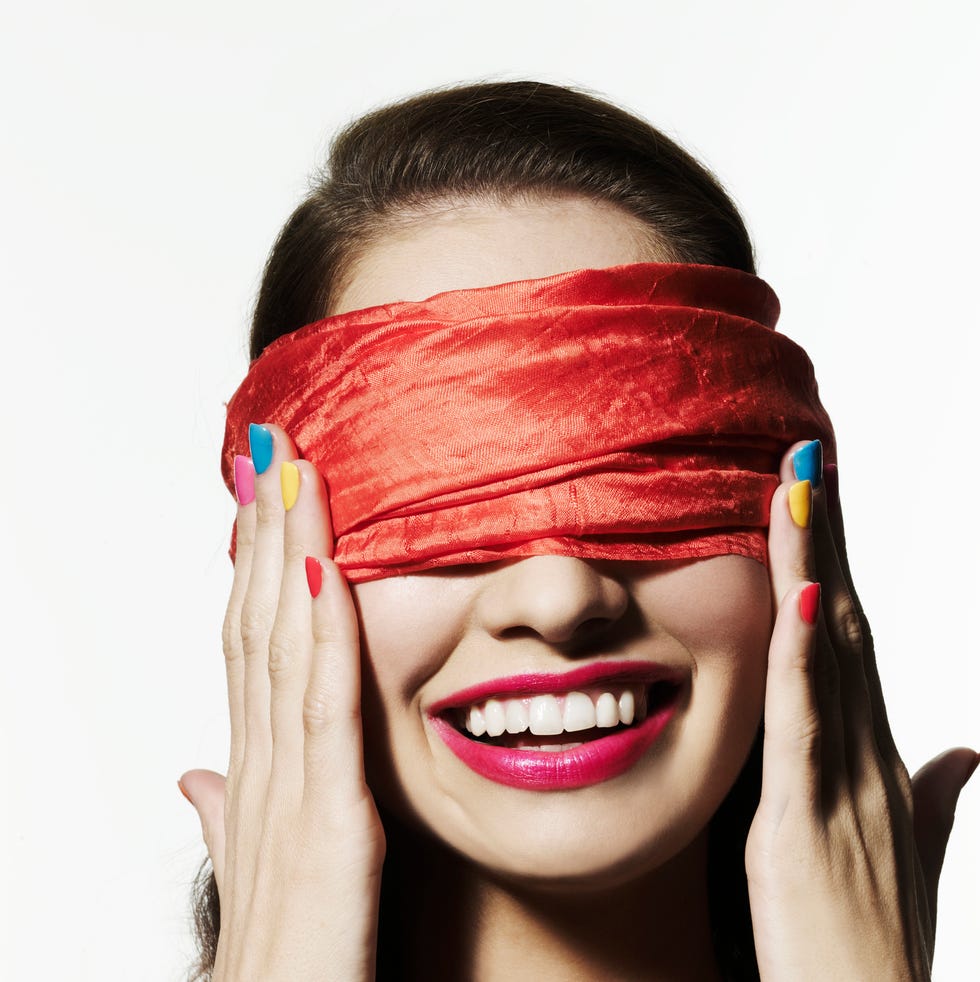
top-left (474, 815), bottom-right (709, 894)
top-left (373, 732), bottom-right (742, 894)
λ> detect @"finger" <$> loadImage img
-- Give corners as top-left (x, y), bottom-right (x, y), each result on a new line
top-left (239, 423), bottom-right (298, 767)
top-left (793, 446), bottom-right (903, 780)
top-left (759, 579), bottom-right (824, 815)
top-left (268, 461), bottom-right (331, 803)
top-left (302, 557), bottom-right (368, 817)
top-left (223, 454), bottom-right (256, 784)
top-left (768, 473), bottom-right (817, 606)
top-left (179, 769), bottom-right (228, 894)
top-left (911, 747), bottom-right (980, 928)
top-left (768, 470), bottom-right (845, 789)
top-left (233, 423), bottom-right (297, 912)
top-left (220, 454), bottom-right (257, 920)
top-left (785, 442), bottom-right (881, 791)
top-left (814, 458), bottom-right (893, 746)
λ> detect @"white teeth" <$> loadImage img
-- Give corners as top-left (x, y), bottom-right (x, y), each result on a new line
top-left (618, 690), bottom-right (635, 725)
top-left (529, 695), bottom-right (564, 735)
top-left (505, 700), bottom-right (529, 734)
top-left (484, 699), bottom-right (506, 737)
top-left (595, 692), bottom-right (620, 728)
top-left (459, 682), bottom-right (655, 736)
top-left (468, 705), bottom-right (486, 737)
top-left (562, 691), bottom-right (596, 732)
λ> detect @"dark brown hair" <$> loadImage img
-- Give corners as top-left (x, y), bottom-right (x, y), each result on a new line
top-left (191, 79), bottom-right (762, 981)
top-left (248, 79), bottom-right (755, 360)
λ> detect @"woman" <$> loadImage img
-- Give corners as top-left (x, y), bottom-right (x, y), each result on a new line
top-left (179, 81), bottom-right (976, 981)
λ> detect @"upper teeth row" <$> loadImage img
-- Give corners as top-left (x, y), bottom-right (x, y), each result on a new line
top-left (460, 687), bottom-right (643, 737)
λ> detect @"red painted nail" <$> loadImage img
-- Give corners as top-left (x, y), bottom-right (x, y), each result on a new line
top-left (177, 779), bottom-right (193, 805)
top-left (799, 582), bottom-right (821, 625)
top-left (305, 556), bottom-right (323, 598)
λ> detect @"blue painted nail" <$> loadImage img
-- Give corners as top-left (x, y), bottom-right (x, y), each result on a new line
top-left (792, 439), bottom-right (823, 489)
top-left (248, 423), bottom-right (274, 475)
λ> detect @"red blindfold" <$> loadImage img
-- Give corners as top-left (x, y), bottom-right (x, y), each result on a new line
top-left (221, 263), bottom-right (835, 581)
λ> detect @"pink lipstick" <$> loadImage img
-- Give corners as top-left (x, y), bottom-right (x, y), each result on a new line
top-left (426, 660), bottom-right (684, 791)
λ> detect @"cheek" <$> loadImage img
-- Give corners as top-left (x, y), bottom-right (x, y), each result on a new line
top-left (643, 556), bottom-right (772, 666)
top-left (353, 575), bottom-right (461, 700)
top-left (651, 556), bottom-right (772, 658)
top-left (643, 556), bottom-right (772, 798)
top-left (350, 575), bottom-right (471, 813)
top-left (350, 556), bottom-right (773, 875)
top-left (659, 557), bottom-right (771, 799)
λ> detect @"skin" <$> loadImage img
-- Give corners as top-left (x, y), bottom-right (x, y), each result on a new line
top-left (181, 195), bottom-right (978, 981)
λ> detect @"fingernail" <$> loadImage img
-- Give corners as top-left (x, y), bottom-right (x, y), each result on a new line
top-left (248, 423), bottom-right (274, 475)
top-left (799, 582), bottom-right (821, 625)
top-left (824, 462), bottom-right (839, 509)
top-left (788, 480), bottom-right (813, 528)
top-left (233, 455), bottom-right (255, 506)
top-left (281, 461), bottom-right (300, 511)
top-left (792, 439), bottom-right (823, 488)
top-left (305, 556), bottom-right (323, 598)
top-left (177, 779), bottom-right (193, 805)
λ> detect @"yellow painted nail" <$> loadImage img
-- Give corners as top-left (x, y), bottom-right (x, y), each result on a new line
top-left (788, 480), bottom-right (812, 529)
top-left (280, 461), bottom-right (300, 511)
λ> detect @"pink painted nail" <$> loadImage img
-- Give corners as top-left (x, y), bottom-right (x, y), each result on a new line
top-left (234, 455), bottom-right (255, 505)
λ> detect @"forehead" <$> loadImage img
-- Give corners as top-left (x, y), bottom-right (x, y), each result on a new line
top-left (331, 195), bottom-right (665, 315)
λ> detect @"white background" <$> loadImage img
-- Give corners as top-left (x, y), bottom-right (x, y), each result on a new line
top-left (2, 1), bottom-right (977, 978)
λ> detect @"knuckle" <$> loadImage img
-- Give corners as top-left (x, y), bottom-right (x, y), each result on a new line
top-left (302, 690), bottom-right (357, 737)
top-left (833, 595), bottom-right (865, 655)
top-left (221, 613), bottom-right (242, 664)
top-left (282, 531), bottom-right (309, 564)
top-left (312, 620), bottom-right (344, 648)
top-left (767, 712), bottom-right (822, 769)
top-left (302, 690), bottom-right (332, 736)
top-left (240, 600), bottom-right (276, 650)
top-left (892, 761), bottom-right (915, 815)
top-left (233, 520), bottom-right (255, 556)
top-left (794, 715), bottom-right (823, 766)
top-left (267, 632), bottom-right (303, 682)
top-left (856, 768), bottom-right (892, 818)
top-left (255, 494), bottom-right (284, 529)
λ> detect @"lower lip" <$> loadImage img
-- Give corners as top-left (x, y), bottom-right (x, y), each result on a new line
top-left (427, 694), bottom-right (679, 791)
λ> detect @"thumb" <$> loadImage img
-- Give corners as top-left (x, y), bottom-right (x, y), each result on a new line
top-left (178, 768), bottom-right (227, 892)
top-left (911, 747), bottom-right (979, 923)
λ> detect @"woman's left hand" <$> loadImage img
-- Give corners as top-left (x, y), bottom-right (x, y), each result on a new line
top-left (745, 440), bottom-right (978, 980)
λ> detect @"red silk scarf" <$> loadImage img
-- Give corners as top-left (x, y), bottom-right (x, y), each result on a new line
top-left (222, 263), bottom-right (835, 582)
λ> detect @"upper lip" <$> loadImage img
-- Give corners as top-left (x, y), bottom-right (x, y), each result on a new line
top-left (426, 659), bottom-right (685, 716)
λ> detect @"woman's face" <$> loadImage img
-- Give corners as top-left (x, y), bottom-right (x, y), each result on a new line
top-left (335, 196), bottom-right (771, 887)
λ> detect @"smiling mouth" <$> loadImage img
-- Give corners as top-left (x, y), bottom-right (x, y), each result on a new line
top-left (445, 680), bottom-right (682, 752)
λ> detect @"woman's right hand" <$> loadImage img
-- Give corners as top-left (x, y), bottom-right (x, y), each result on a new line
top-left (179, 422), bottom-right (386, 982)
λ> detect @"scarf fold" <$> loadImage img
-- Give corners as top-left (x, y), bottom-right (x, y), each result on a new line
top-left (222, 262), bottom-right (835, 582)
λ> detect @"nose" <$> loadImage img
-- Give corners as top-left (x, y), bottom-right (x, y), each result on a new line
top-left (473, 555), bottom-right (629, 645)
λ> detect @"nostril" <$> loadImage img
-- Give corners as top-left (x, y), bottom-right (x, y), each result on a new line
top-left (496, 616), bottom-right (611, 644)
top-left (577, 616), bottom-right (612, 635)
top-left (475, 556), bottom-right (630, 643)
top-left (496, 624), bottom-right (545, 641)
